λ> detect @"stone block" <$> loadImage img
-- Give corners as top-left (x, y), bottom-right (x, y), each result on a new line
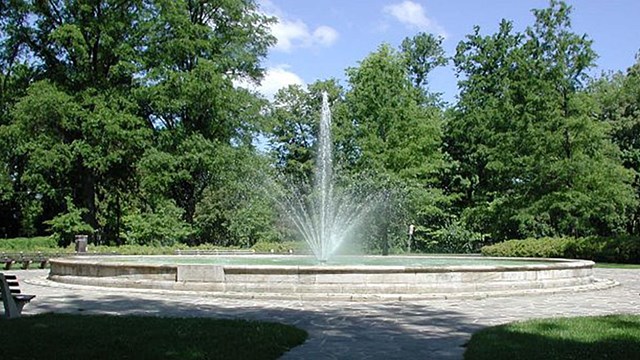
top-left (177, 265), bottom-right (225, 282)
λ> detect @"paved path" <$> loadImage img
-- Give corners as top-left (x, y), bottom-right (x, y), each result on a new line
top-left (12, 269), bottom-right (640, 359)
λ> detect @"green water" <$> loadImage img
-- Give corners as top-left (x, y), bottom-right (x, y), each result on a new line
top-left (95, 255), bottom-right (557, 267)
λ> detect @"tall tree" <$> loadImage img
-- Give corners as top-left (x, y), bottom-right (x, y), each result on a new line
top-left (591, 55), bottom-right (640, 234)
top-left (1, 0), bottom-right (151, 242)
top-left (450, 1), bottom-right (636, 240)
top-left (268, 79), bottom-right (344, 184)
top-left (344, 43), bottom-right (447, 253)
top-left (0, 0), bottom-right (277, 245)
top-left (134, 0), bottom-right (275, 233)
top-left (400, 32), bottom-right (446, 100)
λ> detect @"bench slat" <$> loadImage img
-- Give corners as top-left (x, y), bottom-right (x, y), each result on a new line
top-left (14, 294), bottom-right (35, 302)
top-left (0, 273), bottom-right (35, 318)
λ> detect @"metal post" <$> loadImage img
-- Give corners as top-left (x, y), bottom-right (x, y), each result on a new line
top-left (75, 235), bottom-right (88, 253)
top-left (408, 224), bottom-right (415, 253)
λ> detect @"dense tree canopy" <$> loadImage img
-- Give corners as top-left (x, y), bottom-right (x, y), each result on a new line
top-left (1, 1), bottom-right (638, 251)
top-left (449, 0), bottom-right (636, 240)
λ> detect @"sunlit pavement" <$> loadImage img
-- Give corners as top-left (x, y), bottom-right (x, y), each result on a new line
top-left (13, 268), bottom-right (640, 360)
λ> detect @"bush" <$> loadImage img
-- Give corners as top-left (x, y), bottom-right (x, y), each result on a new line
top-left (122, 200), bottom-right (193, 246)
top-left (251, 241), bottom-right (308, 254)
top-left (44, 197), bottom-right (94, 246)
top-left (86, 243), bottom-right (239, 255)
top-left (420, 222), bottom-right (487, 254)
top-left (481, 236), bottom-right (640, 263)
top-left (0, 236), bottom-right (58, 252)
top-left (569, 236), bottom-right (640, 263)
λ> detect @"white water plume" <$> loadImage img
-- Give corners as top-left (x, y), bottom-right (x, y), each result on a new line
top-left (275, 92), bottom-right (377, 261)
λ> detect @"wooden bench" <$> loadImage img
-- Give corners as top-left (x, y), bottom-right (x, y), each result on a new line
top-left (0, 273), bottom-right (35, 319)
top-left (0, 253), bottom-right (51, 270)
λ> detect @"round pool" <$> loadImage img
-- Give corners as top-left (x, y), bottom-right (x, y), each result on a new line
top-left (48, 255), bottom-right (611, 301)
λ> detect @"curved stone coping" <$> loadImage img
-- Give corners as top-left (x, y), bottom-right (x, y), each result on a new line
top-left (52, 254), bottom-right (594, 272)
top-left (34, 275), bottom-right (618, 302)
top-left (47, 256), bottom-right (600, 300)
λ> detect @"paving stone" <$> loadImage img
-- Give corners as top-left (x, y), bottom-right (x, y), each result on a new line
top-left (10, 268), bottom-right (640, 360)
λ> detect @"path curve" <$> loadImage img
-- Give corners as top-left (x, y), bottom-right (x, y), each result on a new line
top-left (12, 269), bottom-right (640, 359)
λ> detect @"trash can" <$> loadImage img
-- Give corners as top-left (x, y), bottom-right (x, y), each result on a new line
top-left (75, 235), bottom-right (88, 253)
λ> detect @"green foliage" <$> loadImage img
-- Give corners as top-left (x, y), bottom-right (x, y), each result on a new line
top-left (193, 151), bottom-right (281, 248)
top-left (481, 236), bottom-right (640, 263)
top-left (421, 221), bottom-right (487, 254)
top-left (465, 315), bottom-right (640, 360)
top-left (591, 55), bottom-right (640, 235)
top-left (449, 1), bottom-right (637, 240)
top-left (0, 0), bottom-right (275, 247)
top-left (481, 237), bottom-right (574, 258)
top-left (342, 42), bottom-right (450, 253)
top-left (0, 236), bottom-right (58, 251)
top-left (86, 244), bottom-right (184, 255)
top-left (0, 313), bottom-right (307, 360)
top-left (122, 200), bottom-right (193, 246)
top-left (400, 32), bottom-right (447, 95)
top-left (44, 197), bottom-right (94, 246)
top-left (2, 0), bottom-right (640, 251)
top-left (251, 241), bottom-right (308, 253)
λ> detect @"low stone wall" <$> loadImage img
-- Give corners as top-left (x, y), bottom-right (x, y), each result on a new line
top-left (46, 256), bottom-right (607, 300)
top-left (49, 258), bottom-right (177, 280)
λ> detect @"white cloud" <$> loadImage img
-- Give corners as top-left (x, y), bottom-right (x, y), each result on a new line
top-left (271, 19), bottom-right (312, 52)
top-left (313, 26), bottom-right (339, 47)
top-left (261, 66), bottom-right (305, 99)
top-left (234, 65), bottom-right (305, 100)
top-left (383, 1), bottom-right (447, 38)
top-left (260, 0), bottom-right (339, 52)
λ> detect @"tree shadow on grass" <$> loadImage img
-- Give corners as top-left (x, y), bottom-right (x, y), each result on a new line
top-left (25, 290), bottom-right (485, 360)
top-left (464, 315), bottom-right (640, 360)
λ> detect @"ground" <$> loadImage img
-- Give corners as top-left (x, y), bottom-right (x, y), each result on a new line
top-left (13, 268), bottom-right (640, 360)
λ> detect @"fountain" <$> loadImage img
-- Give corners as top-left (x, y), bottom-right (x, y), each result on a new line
top-left (47, 93), bottom-right (612, 301)
top-left (281, 92), bottom-right (374, 262)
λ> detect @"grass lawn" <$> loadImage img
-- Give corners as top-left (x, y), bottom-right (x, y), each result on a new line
top-left (595, 263), bottom-right (640, 269)
top-left (0, 313), bottom-right (307, 360)
top-left (464, 314), bottom-right (640, 360)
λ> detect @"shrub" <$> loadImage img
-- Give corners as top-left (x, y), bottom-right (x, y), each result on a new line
top-left (0, 236), bottom-right (58, 252)
top-left (122, 201), bottom-right (193, 246)
top-left (44, 197), bottom-right (94, 246)
top-left (569, 236), bottom-right (640, 263)
top-left (420, 222), bottom-right (487, 254)
top-left (251, 241), bottom-right (308, 254)
top-left (85, 243), bottom-right (240, 255)
top-left (481, 236), bottom-right (640, 263)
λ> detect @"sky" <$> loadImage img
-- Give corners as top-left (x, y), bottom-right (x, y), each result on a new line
top-left (250, 0), bottom-right (640, 104)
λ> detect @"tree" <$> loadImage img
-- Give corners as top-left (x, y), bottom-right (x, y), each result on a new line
top-left (268, 79), bottom-right (344, 184)
top-left (400, 32), bottom-right (447, 100)
top-left (450, 0), bottom-right (636, 240)
top-left (0, 0), bottom-right (277, 246)
top-left (0, 0), bottom-right (154, 243)
top-left (344, 43), bottom-right (448, 253)
top-left (137, 0), bottom-right (275, 140)
top-left (132, 0), bottom-right (275, 244)
top-left (591, 55), bottom-right (640, 234)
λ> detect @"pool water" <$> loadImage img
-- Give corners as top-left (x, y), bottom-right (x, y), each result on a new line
top-left (97, 255), bottom-right (557, 267)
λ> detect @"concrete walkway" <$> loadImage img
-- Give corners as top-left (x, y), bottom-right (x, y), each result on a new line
top-left (12, 269), bottom-right (640, 360)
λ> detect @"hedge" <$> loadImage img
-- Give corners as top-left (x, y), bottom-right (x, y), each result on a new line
top-left (0, 236), bottom-right (59, 252)
top-left (481, 236), bottom-right (640, 264)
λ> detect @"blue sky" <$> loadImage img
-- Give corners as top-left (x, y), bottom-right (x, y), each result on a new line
top-left (251, 0), bottom-right (640, 104)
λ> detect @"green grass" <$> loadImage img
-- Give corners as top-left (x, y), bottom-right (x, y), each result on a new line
top-left (464, 314), bottom-right (640, 360)
top-left (595, 262), bottom-right (640, 269)
top-left (0, 313), bottom-right (307, 360)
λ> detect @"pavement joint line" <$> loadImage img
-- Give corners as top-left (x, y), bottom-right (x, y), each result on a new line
top-left (10, 268), bottom-right (640, 360)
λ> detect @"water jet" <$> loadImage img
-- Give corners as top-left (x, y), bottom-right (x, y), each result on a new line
top-left (47, 93), bottom-right (613, 300)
